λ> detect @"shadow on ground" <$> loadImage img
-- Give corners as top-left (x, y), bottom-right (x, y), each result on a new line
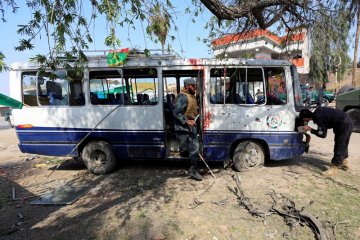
top-left (0, 153), bottom-right (338, 240)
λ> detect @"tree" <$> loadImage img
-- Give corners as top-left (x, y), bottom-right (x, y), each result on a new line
top-left (147, 3), bottom-right (171, 53)
top-left (349, 0), bottom-right (360, 87)
top-left (0, 51), bottom-right (9, 72)
top-left (308, 3), bottom-right (351, 86)
top-left (0, 0), bottom-right (345, 72)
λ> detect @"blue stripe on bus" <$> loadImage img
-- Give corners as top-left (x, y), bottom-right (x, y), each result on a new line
top-left (16, 127), bottom-right (166, 158)
top-left (16, 127), bottom-right (305, 161)
top-left (203, 130), bottom-right (304, 161)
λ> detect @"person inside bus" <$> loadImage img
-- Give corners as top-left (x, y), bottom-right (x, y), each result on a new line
top-left (173, 77), bottom-right (202, 181)
top-left (299, 108), bottom-right (353, 176)
top-left (255, 89), bottom-right (263, 102)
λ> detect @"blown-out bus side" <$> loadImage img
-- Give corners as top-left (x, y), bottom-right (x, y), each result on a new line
top-left (9, 56), bottom-right (306, 174)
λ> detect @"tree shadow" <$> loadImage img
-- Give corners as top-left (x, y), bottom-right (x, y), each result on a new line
top-left (0, 173), bottom-right (62, 238)
top-left (1, 145), bottom-right (334, 239)
top-left (0, 158), bottom-right (226, 240)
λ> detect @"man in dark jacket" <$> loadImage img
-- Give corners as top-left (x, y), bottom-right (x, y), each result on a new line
top-left (173, 77), bottom-right (202, 181)
top-left (300, 107), bottom-right (353, 176)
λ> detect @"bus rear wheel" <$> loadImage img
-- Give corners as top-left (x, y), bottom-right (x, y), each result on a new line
top-left (232, 141), bottom-right (265, 172)
top-left (82, 141), bottom-right (117, 175)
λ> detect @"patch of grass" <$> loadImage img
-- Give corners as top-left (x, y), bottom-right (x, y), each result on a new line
top-left (136, 211), bottom-right (147, 219)
top-left (301, 179), bottom-right (360, 239)
top-left (163, 220), bottom-right (183, 238)
top-left (43, 157), bottom-right (64, 164)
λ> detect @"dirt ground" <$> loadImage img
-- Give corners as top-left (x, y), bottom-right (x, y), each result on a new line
top-left (1, 117), bottom-right (360, 240)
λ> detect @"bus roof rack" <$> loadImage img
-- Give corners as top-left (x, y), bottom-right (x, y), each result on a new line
top-left (82, 48), bottom-right (183, 61)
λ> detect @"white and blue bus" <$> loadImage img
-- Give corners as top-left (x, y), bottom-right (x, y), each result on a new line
top-left (9, 50), bottom-right (306, 174)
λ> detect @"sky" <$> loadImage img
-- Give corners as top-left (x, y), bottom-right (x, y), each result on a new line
top-left (0, 1), bottom-right (212, 95)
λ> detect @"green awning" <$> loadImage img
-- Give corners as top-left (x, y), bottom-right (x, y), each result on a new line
top-left (0, 93), bottom-right (23, 109)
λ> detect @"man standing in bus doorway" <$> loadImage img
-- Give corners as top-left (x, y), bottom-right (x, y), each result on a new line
top-left (299, 108), bottom-right (353, 176)
top-left (173, 77), bottom-right (202, 181)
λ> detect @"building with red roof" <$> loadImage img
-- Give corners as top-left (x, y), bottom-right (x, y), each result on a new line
top-left (212, 29), bottom-right (309, 75)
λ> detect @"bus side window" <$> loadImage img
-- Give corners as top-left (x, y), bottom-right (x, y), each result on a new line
top-left (264, 67), bottom-right (287, 105)
top-left (89, 71), bottom-right (124, 106)
top-left (36, 74), bottom-right (70, 106)
top-left (210, 67), bottom-right (264, 105)
top-left (22, 72), bottom-right (38, 106)
top-left (124, 68), bottom-right (158, 105)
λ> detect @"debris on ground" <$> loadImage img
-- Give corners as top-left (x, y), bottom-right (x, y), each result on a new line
top-left (31, 184), bottom-right (92, 205)
top-left (188, 180), bottom-right (215, 209)
top-left (231, 174), bottom-right (336, 240)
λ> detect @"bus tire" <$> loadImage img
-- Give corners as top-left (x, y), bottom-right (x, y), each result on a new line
top-left (82, 141), bottom-right (117, 175)
top-left (232, 141), bottom-right (265, 172)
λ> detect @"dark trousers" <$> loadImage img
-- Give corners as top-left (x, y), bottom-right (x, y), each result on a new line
top-left (332, 117), bottom-right (353, 165)
top-left (175, 131), bottom-right (199, 170)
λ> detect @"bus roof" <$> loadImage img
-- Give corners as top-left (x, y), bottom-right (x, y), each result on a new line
top-left (10, 49), bottom-right (292, 71)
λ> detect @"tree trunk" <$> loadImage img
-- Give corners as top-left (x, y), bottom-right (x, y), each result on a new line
top-left (352, 8), bottom-right (360, 87)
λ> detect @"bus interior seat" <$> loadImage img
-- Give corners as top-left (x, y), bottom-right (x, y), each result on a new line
top-left (77, 93), bottom-right (85, 105)
top-left (137, 94), bottom-right (144, 105)
top-left (46, 81), bottom-right (63, 105)
top-left (165, 94), bottom-right (174, 110)
top-left (123, 94), bottom-right (131, 105)
top-left (242, 85), bottom-right (255, 104)
top-left (115, 93), bottom-right (124, 104)
top-left (108, 93), bottom-right (115, 104)
top-left (164, 94), bottom-right (175, 133)
top-left (143, 94), bottom-right (150, 105)
top-left (90, 92), bottom-right (100, 104)
top-left (69, 93), bottom-right (84, 106)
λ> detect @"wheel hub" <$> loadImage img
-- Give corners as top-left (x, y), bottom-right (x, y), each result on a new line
top-left (245, 148), bottom-right (260, 167)
top-left (90, 150), bottom-right (107, 165)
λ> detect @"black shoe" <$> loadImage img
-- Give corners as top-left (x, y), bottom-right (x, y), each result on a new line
top-left (189, 168), bottom-right (203, 181)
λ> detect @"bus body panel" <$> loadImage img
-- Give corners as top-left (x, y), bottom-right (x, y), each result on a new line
top-left (203, 130), bottom-right (304, 161)
top-left (12, 104), bottom-right (165, 158)
top-left (9, 56), bottom-right (305, 164)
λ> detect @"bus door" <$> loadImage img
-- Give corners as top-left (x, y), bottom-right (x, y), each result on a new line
top-left (162, 69), bottom-right (204, 158)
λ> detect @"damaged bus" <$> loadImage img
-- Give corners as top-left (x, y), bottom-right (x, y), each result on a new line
top-left (9, 50), bottom-right (306, 174)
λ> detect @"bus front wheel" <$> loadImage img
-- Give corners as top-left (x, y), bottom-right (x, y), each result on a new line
top-left (82, 141), bottom-right (117, 175)
top-left (232, 141), bottom-right (265, 172)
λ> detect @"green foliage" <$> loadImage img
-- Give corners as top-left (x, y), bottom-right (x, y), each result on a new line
top-left (0, 0), bottom-right (356, 80)
top-left (0, 0), bottom-right (18, 22)
top-left (0, 51), bottom-right (9, 72)
top-left (309, 3), bottom-right (351, 83)
top-left (147, 3), bottom-right (171, 51)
